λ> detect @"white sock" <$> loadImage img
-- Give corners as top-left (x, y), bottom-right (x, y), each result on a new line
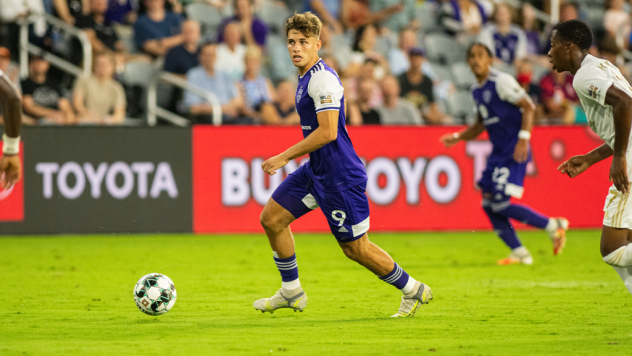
top-left (401, 277), bottom-right (417, 295)
top-left (603, 244), bottom-right (632, 295)
top-left (512, 246), bottom-right (530, 256)
top-left (282, 279), bottom-right (301, 290)
top-left (545, 218), bottom-right (557, 232)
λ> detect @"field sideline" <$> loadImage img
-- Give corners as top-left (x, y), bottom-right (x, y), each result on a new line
top-left (0, 230), bottom-right (630, 355)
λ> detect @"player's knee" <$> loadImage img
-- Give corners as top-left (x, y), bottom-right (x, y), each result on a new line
top-left (340, 239), bottom-right (368, 262)
top-left (259, 210), bottom-right (282, 233)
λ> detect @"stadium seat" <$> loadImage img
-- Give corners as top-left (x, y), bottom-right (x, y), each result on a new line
top-left (185, 3), bottom-right (223, 40)
top-left (493, 62), bottom-right (516, 77)
top-left (424, 33), bottom-right (463, 65)
top-left (258, 0), bottom-right (290, 35)
top-left (416, 2), bottom-right (439, 33)
top-left (531, 63), bottom-right (549, 82)
top-left (266, 34), bottom-right (295, 81)
top-left (447, 90), bottom-right (475, 124)
top-left (584, 7), bottom-right (605, 30)
top-left (429, 63), bottom-right (452, 82)
top-left (450, 62), bottom-right (477, 89)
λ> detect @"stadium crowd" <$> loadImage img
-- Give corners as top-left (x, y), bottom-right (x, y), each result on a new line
top-left (0, 0), bottom-right (627, 126)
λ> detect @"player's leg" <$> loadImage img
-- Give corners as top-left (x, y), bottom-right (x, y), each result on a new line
top-left (488, 161), bottom-right (568, 255)
top-left (319, 184), bottom-right (432, 317)
top-left (254, 166), bottom-right (316, 313)
top-left (601, 187), bottom-right (632, 295)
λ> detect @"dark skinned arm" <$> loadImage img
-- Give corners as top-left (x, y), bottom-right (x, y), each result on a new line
top-left (262, 110), bottom-right (338, 175)
top-left (0, 74), bottom-right (23, 189)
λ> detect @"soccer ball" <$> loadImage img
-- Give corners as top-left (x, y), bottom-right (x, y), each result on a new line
top-left (133, 273), bottom-right (177, 316)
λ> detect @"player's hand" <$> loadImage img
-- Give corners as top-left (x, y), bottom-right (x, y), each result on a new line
top-left (439, 132), bottom-right (459, 148)
top-left (513, 139), bottom-right (529, 163)
top-left (262, 154), bottom-right (289, 176)
top-left (557, 155), bottom-right (591, 178)
top-left (610, 156), bottom-right (630, 195)
top-left (0, 154), bottom-right (22, 190)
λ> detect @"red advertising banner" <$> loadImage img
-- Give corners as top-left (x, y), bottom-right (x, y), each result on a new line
top-left (193, 126), bottom-right (610, 234)
top-left (0, 142), bottom-right (24, 222)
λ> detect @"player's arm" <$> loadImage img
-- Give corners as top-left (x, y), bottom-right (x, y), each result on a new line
top-left (262, 110), bottom-right (338, 175)
top-left (558, 143), bottom-right (613, 178)
top-left (513, 96), bottom-right (536, 163)
top-left (0, 73), bottom-right (23, 189)
top-left (439, 114), bottom-right (485, 148)
top-left (605, 85), bottom-right (632, 194)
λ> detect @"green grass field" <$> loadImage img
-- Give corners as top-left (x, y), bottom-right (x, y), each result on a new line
top-left (0, 230), bottom-right (630, 355)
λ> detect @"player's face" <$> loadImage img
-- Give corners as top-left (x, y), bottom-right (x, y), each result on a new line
top-left (467, 45), bottom-right (492, 78)
top-left (287, 30), bottom-right (321, 70)
top-left (548, 31), bottom-right (568, 73)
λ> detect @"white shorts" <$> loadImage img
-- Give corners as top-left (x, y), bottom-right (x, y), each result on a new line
top-left (603, 185), bottom-right (632, 229)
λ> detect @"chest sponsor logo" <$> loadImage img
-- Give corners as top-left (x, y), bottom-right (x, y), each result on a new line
top-left (296, 87), bottom-right (304, 103)
top-left (301, 125), bottom-right (312, 130)
top-left (483, 90), bottom-right (492, 104)
top-left (320, 95), bottom-right (332, 104)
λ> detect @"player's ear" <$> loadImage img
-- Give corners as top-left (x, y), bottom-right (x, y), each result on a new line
top-left (316, 38), bottom-right (322, 50)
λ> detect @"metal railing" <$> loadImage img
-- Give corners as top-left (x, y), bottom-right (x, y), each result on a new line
top-left (147, 72), bottom-right (222, 127)
top-left (19, 13), bottom-right (92, 79)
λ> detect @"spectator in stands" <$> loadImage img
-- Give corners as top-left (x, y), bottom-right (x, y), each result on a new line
top-left (519, 3), bottom-right (542, 57)
top-left (398, 48), bottom-right (447, 125)
top-left (216, 22), bottom-right (247, 80)
top-left (184, 42), bottom-right (246, 124)
top-left (133, 0), bottom-right (183, 57)
top-left (605, 0), bottom-right (630, 46)
top-left (321, 53), bottom-right (341, 75)
top-left (597, 33), bottom-right (631, 79)
top-left (272, 80), bottom-right (300, 125)
top-left (239, 46), bottom-right (277, 123)
top-left (164, 20), bottom-right (201, 76)
top-left (77, 0), bottom-right (127, 69)
top-left (478, 2), bottom-right (527, 65)
top-left (217, 0), bottom-right (268, 47)
top-left (539, 67), bottom-right (580, 124)
top-left (1, 0), bottom-right (49, 60)
top-left (105, 0), bottom-right (137, 24)
top-left (347, 57), bottom-right (383, 108)
top-left (53, 0), bottom-right (89, 25)
top-left (73, 53), bottom-right (127, 124)
top-left (348, 77), bottom-right (381, 125)
top-left (340, 0), bottom-right (406, 31)
top-left (516, 59), bottom-right (543, 122)
top-left (376, 75), bottom-right (422, 125)
top-left (306, 0), bottom-right (343, 34)
top-left (542, 1), bottom-right (579, 54)
top-left (0, 48), bottom-right (21, 92)
top-left (440, 0), bottom-right (490, 38)
top-left (389, 28), bottom-right (417, 76)
top-left (21, 56), bottom-right (75, 124)
top-left (349, 24), bottom-right (389, 78)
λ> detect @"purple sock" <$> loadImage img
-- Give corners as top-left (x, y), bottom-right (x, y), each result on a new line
top-left (495, 203), bottom-right (549, 229)
top-left (274, 254), bottom-right (299, 282)
top-left (483, 203), bottom-right (522, 250)
top-left (379, 263), bottom-right (410, 289)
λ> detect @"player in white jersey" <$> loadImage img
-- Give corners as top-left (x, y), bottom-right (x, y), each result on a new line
top-left (0, 68), bottom-right (23, 190)
top-left (549, 20), bottom-right (632, 295)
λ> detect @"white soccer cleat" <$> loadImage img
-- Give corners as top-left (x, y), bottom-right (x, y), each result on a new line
top-left (391, 281), bottom-right (433, 318)
top-left (497, 248), bottom-right (533, 265)
top-left (253, 288), bottom-right (307, 314)
top-left (547, 218), bottom-right (569, 255)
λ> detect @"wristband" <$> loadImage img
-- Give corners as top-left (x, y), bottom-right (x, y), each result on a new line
top-left (518, 130), bottom-right (531, 140)
top-left (453, 132), bottom-right (460, 139)
top-left (2, 134), bottom-right (20, 155)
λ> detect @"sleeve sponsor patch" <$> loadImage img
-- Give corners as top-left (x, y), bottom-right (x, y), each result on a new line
top-left (589, 85), bottom-right (599, 99)
top-left (320, 95), bottom-right (333, 104)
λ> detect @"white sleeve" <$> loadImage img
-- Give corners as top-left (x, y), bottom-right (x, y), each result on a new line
top-left (574, 67), bottom-right (614, 107)
top-left (308, 70), bottom-right (344, 113)
top-left (495, 73), bottom-right (526, 103)
top-left (515, 29), bottom-right (527, 60)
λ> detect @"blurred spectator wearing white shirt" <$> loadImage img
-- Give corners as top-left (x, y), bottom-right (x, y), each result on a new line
top-left (215, 22), bottom-right (247, 81)
top-left (0, 0), bottom-right (48, 60)
top-left (604, 0), bottom-right (631, 48)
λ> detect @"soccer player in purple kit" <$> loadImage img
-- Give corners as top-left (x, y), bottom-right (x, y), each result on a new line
top-left (440, 43), bottom-right (569, 265)
top-left (253, 12), bottom-right (433, 317)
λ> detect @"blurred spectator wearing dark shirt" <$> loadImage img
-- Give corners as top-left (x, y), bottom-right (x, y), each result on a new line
top-left (217, 0), bottom-right (268, 47)
top-left (105, 0), bottom-right (137, 24)
top-left (133, 0), bottom-right (183, 56)
top-left (398, 48), bottom-right (446, 124)
top-left (76, 0), bottom-right (128, 69)
top-left (164, 20), bottom-right (201, 76)
top-left (53, 0), bottom-right (89, 25)
top-left (348, 77), bottom-right (381, 125)
top-left (21, 56), bottom-right (75, 124)
top-left (273, 80), bottom-right (300, 125)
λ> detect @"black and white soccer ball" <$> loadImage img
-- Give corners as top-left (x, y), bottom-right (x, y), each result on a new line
top-left (133, 273), bottom-right (177, 316)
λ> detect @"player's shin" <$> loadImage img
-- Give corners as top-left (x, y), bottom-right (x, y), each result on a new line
top-left (603, 244), bottom-right (632, 295)
top-left (273, 251), bottom-right (301, 290)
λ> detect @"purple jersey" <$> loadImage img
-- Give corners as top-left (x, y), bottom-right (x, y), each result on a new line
top-left (471, 69), bottom-right (529, 160)
top-left (295, 59), bottom-right (367, 191)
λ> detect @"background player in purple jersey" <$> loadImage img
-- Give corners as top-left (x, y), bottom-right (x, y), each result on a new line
top-left (253, 12), bottom-right (432, 317)
top-left (0, 68), bottom-right (23, 190)
top-left (440, 43), bottom-right (568, 265)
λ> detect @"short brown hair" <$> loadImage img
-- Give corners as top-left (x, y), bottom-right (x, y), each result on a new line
top-left (285, 11), bottom-right (322, 38)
